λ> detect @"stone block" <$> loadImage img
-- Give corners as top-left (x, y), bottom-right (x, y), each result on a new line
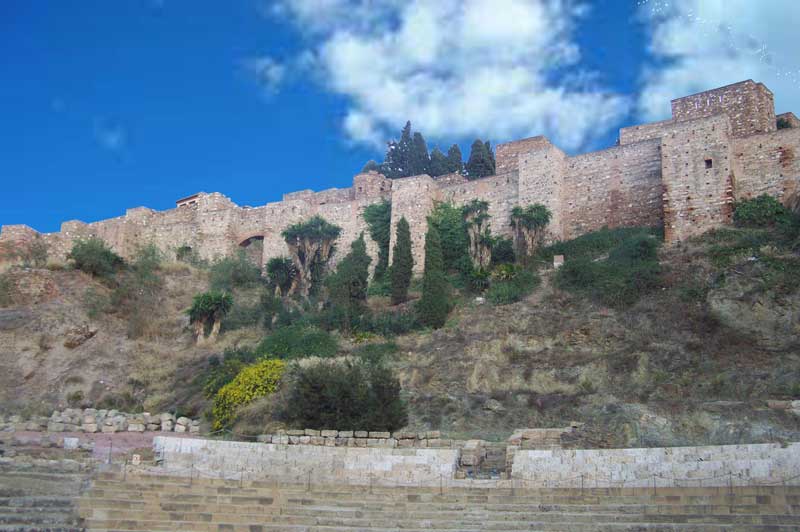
top-left (189, 425), bottom-right (200, 434)
top-left (426, 430), bottom-right (441, 439)
top-left (369, 431), bottom-right (391, 439)
top-left (304, 429), bottom-right (320, 437)
top-left (287, 429), bottom-right (305, 436)
top-left (47, 422), bottom-right (65, 432)
top-left (161, 421), bottom-right (174, 432)
top-left (128, 423), bottom-right (146, 433)
top-left (146, 423), bottom-right (160, 431)
top-left (320, 429), bottom-right (338, 438)
top-left (299, 436), bottom-right (311, 444)
top-left (310, 436), bottom-right (325, 446)
top-left (82, 424), bottom-right (99, 433)
top-left (355, 438), bottom-right (367, 447)
top-left (354, 431), bottom-right (368, 438)
top-left (63, 437), bottom-right (79, 450)
top-left (101, 425), bottom-right (117, 434)
top-left (399, 438), bottom-right (415, 448)
top-left (174, 424), bottom-right (186, 433)
top-left (176, 416), bottom-right (191, 426)
top-left (338, 430), bottom-right (354, 438)
top-left (324, 437), bottom-right (336, 447)
top-left (256, 434), bottom-right (272, 443)
top-left (288, 436), bottom-right (300, 444)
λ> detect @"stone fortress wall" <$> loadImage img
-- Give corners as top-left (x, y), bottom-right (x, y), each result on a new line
top-left (2, 80), bottom-right (798, 273)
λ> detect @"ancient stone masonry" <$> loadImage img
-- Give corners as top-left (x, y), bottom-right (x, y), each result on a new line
top-left (2, 80), bottom-right (798, 270)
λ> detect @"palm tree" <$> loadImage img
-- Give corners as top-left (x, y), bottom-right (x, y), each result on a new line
top-left (187, 291), bottom-right (233, 345)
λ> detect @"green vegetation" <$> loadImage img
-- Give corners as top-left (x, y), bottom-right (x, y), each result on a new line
top-left (390, 217), bottom-right (413, 304)
top-left (556, 233), bottom-right (661, 308)
top-left (257, 324), bottom-right (338, 360)
top-left (777, 116), bottom-right (792, 129)
top-left (281, 215), bottom-right (342, 297)
top-left (428, 202), bottom-right (470, 272)
top-left (463, 199), bottom-right (492, 269)
top-left (417, 223), bottom-right (452, 328)
top-left (537, 226), bottom-right (662, 263)
top-left (212, 358), bottom-right (284, 430)
top-left (490, 236), bottom-right (515, 265)
top-left (371, 121), bottom-right (466, 178)
top-left (0, 273), bottom-right (14, 307)
top-left (15, 235), bottom-right (48, 268)
top-left (187, 291), bottom-right (234, 344)
top-left (209, 250), bottom-right (262, 292)
top-left (511, 204), bottom-right (552, 259)
top-left (733, 194), bottom-right (793, 228)
top-left (202, 347), bottom-right (260, 399)
top-left (325, 234), bottom-right (371, 330)
top-left (282, 360), bottom-right (407, 431)
top-left (465, 139), bottom-right (496, 179)
top-left (110, 243), bottom-right (166, 338)
top-left (362, 200), bottom-right (392, 279)
top-left (265, 257), bottom-right (295, 296)
top-left (352, 341), bottom-right (398, 366)
top-left (486, 266), bottom-right (540, 305)
top-left (67, 237), bottom-right (124, 278)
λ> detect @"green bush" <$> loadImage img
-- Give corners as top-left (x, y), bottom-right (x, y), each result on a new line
top-left (352, 341), bottom-right (398, 365)
top-left (490, 237), bottom-right (515, 265)
top-left (67, 237), bottom-right (124, 277)
top-left (486, 268), bottom-right (540, 305)
top-left (427, 202), bottom-right (470, 272)
top-left (390, 217), bottom-right (414, 304)
top-left (362, 200), bottom-right (392, 279)
top-left (733, 194), bottom-right (792, 228)
top-left (202, 347), bottom-right (260, 399)
top-left (538, 226), bottom-right (661, 264)
top-left (555, 234), bottom-right (661, 308)
top-left (467, 267), bottom-right (491, 293)
top-left (417, 224), bottom-right (452, 328)
top-left (282, 360), bottom-right (407, 431)
top-left (265, 257), bottom-right (295, 295)
top-left (358, 310), bottom-right (419, 337)
top-left (213, 358), bottom-right (285, 430)
top-left (257, 324), bottom-right (338, 360)
top-left (209, 251), bottom-right (263, 292)
top-left (221, 302), bottom-right (263, 331)
top-left (82, 287), bottom-right (109, 319)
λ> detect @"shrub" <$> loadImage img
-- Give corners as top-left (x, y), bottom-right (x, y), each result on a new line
top-left (202, 347), bottom-right (260, 398)
top-left (82, 287), bottom-right (109, 319)
top-left (325, 234), bottom-right (371, 330)
top-left (486, 268), bottom-right (540, 305)
top-left (468, 267), bottom-right (491, 293)
top-left (17, 236), bottom-right (48, 268)
top-left (281, 216), bottom-right (342, 297)
top-left (733, 194), bottom-right (792, 228)
top-left (282, 360), bottom-right (407, 431)
top-left (220, 302), bottom-right (263, 331)
top-left (357, 309), bottom-right (419, 337)
top-left (67, 237), bottom-right (123, 277)
top-left (213, 359), bottom-right (285, 430)
top-left (555, 234), bottom-right (661, 308)
top-left (187, 291), bottom-right (234, 343)
top-left (352, 341), bottom-right (398, 365)
top-left (427, 202), bottom-right (470, 272)
top-left (362, 200), bottom-right (392, 279)
top-left (538, 226), bottom-right (661, 264)
top-left (490, 237), bottom-right (515, 265)
top-left (209, 251), bottom-right (262, 292)
top-left (257, 324), bottom-right (338, 360)
top-left (777, 117), bottom-right (792, 129)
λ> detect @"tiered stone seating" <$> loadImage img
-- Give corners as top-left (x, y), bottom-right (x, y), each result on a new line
top-left (79, 472), bottom-right (800, 531)
top-left (0, 449), bottom-right (89, 531)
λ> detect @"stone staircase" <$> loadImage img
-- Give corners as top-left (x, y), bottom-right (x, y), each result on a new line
top-left (79, 472), bottom-right (800, 531)
top-left (0, 441), bottom-right (92, 531)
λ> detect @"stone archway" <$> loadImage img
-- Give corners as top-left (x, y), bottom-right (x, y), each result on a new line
top-left (239, 235), bottom-right (264, 268)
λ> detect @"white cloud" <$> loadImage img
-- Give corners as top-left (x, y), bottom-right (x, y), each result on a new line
top-left (271, 0), bottom-right (629, 151)
top-left (243, 56), bottom-right (287, 94)
top-left (638, 0), bottom-right (800, 122)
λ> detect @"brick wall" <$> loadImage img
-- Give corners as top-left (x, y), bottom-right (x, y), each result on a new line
top-left (734, 127), bottom-right (800, 204)
top-left (388, 175), bottom-right (439, 274)
top-left (495, 136), bottom-right (551, 176)
top-left (518, 139), bottom-right (567, 241)
top-left (671, 80), bottom-right (776, 138)
top-left (562, 139), bottom-right (663, 239)
top-left (661, 115), bottom-right (736, 242)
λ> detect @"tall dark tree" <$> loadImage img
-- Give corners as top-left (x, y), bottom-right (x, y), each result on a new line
top-left (390, 217), bottom-right (413, 305)
top-left (381, 121), bottom-right (413, 178)
top-left (484, 140), bottom-right (496, 174)
top-left (417, 223), bottom-right (451, 328)
top-left (446, 144), bottom-right (464, 174)
top-left (429, 147), bottom-right (449, 177)
top-left (362, 200), bottom-right (392, 280)
top-left (410, 132), bottom-right (431, 176)
top-left (326, 233), bottom-right (371, 330)
top-left (465, 139), bottom-right (494, 180)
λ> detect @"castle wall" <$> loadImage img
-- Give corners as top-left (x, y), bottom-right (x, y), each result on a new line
top-left (733, 127), bottom-right (800, 204)
top-left (495, 136), bottom-right (551, 176)
top-left (561, 139), bottom-right (663, 239)
top-left (660, 115), bottom-right (736, 242)
top-left (619, 119), bottom-right (675, 145)
top-left (388, 175), bottom-right (439, 274)
top-left (518, 140), bottom-right (567, 241)
top-left (671, 80), bottom-right (776, 138)
top-left (439, 173), bottom-right (519, 239)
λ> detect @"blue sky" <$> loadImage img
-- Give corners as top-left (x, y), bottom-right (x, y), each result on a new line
top-left (2, 0), bottom-right (798, 233)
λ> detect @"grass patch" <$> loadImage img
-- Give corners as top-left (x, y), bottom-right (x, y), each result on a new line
top-left (487, 268), bottom-right (540, 305)
top-left (537, 226), bottom-right (661, 264)
top-left (257, 324), bottom-right (339, 359)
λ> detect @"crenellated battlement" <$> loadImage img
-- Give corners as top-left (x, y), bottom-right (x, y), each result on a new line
top-left (2, 80), bottom-right (798, 273)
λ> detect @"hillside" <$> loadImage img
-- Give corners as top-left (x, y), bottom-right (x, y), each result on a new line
top-left (1, 214), bottom-right (799, 448)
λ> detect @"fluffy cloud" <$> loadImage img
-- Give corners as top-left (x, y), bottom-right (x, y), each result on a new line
top-left (243, 56), bottom-right (287, 94)
top-left (638, 0), bottom-right (800, 122)
top-left (271, 0), bottom-right (628, 151)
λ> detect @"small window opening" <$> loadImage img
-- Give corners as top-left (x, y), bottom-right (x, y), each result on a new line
top-left (705, 159), bottom-right (713, 169)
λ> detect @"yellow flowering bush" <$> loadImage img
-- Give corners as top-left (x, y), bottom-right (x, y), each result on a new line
top-left (212, 358), bottom-right (285, 430)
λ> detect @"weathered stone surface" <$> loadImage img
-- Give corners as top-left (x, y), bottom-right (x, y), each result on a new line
top-left (368, 431), bottom-right (390, 439)
top-left (320, 429), bottom-right (338, 438)
top-left (63, 325), bottom-right (97, 349)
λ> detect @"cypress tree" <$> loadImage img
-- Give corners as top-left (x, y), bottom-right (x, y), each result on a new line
top-left (429, 147), bottom-right (449, 177)
top-left (326, 233), bottom-right (371, 329)
top-left (417, 222), bottom-right (451, 328)
top-left (382, 121), bottom-right (413, 178)
top-left (466, 139), bottom-right (494, 180)
top-left (410, 132), bottom-right (431, 176)
top-left (484, 140), bottom-right (496, 174)
top-left (446, 144), bottom-right (463, 174)
top-left (390, 217), bottom-right (413, 305)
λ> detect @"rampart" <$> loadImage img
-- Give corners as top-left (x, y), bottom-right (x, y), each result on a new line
top-left (2, 80), bottom-right (798, 272)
